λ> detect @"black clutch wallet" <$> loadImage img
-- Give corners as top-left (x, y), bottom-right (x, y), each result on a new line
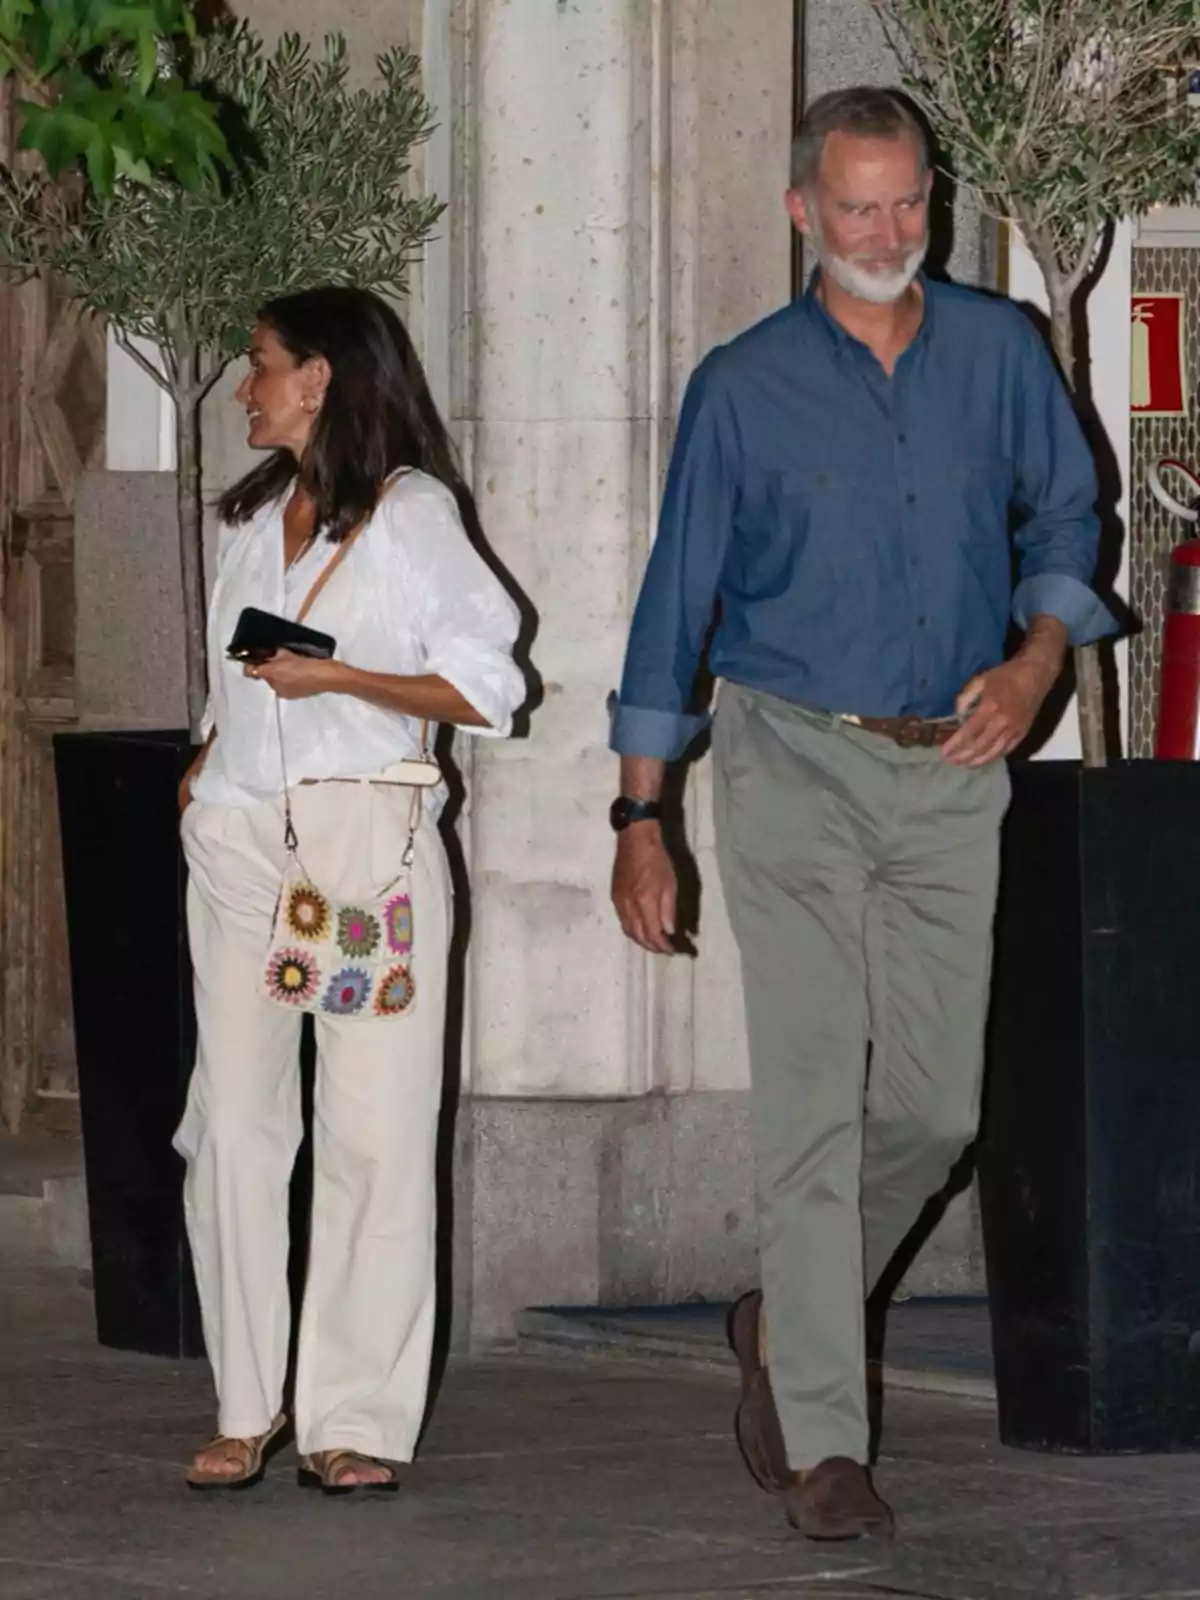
top-left (227, 606), bottom-right (337, 665)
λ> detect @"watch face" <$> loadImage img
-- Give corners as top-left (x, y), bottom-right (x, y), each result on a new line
top-left (610, 797), bottom-right (658, 831)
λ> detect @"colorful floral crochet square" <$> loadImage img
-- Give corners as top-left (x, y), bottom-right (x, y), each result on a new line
top-left (374, 963), bottom-right (415, 1016)
top-left (266, 947), bottom-right (319, 1005)
top-left (285, 882), bottom-right (331, 942)
top-left (384, 893), bottom-right (413, 956)
top-left (336, 905), bottom-right (380, 958)
top-left (321, 966), bottom-right (370, 1015)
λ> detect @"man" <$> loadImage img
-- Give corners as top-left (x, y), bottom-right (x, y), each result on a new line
top-left (608, 87), bottom-right (1114, 1541)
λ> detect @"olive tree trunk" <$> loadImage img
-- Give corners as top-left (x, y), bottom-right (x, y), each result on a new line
top-left (172, 340), bottom-right (208, 743)
top-left (1044, 284), bottom-right (1107, 770)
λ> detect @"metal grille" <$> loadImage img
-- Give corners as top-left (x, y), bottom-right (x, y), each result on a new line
top-left (1129, 247), bottom-right (1200, 756)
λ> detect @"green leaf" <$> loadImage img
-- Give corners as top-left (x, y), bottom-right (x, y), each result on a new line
top-left (137, 30), bottom-right (158, 94)
top-left (112, 143), bottom-right (152, 184)
top-left (89, 4), bottom-right (171, 48)
top-left (84, 129), bottom-right (115, 195)
top-left (17, 102), bottom-right (78, 174)
top-left (0, 0), bottom-right (35, 46)
top-left (36, 0), bottom-right (82, 77)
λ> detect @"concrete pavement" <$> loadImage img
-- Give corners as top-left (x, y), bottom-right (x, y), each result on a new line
top-left (3, 1265), bottom-right (1200, 1599)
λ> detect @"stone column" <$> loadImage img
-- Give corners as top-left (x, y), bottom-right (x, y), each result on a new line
top-left (451, 0), bottom-right (795, 1341)
top-left (461, 0), bottom-right (666, 1100)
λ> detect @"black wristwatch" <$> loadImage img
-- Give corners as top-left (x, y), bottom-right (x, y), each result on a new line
top-left (610, 797), bottom-right (663, 833)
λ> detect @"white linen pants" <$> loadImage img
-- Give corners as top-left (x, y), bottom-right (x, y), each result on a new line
top-left (174, 778), bottom-right (450, 1460)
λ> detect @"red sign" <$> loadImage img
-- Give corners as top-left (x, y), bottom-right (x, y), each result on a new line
top-left (1132, 293), bottom-right (1188, 417)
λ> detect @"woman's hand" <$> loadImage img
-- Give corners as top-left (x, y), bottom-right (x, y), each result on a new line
top-left (244, 650), bottom-right (341, 701)
top-left (179, 732), bottom-right (215, 814)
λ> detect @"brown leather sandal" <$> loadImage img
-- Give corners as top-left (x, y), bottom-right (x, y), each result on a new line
top-left (185, 1413), bottom-right (289, 1491)
top-left (297, 1449), bottom-right (399, 1496)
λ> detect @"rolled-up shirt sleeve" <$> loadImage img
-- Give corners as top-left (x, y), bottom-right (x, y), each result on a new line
top-left (609, 354), bottom-right (739, 759)
top-left (1010, 321), bottom-right (1118, 646)
top-left (394, 479), bottom-right (525, 738)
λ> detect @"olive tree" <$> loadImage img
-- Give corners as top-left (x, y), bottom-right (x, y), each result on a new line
top-left (0, 24), bottom-right (442, 736)
top-left (873, 0), bottom-right (1200, 765)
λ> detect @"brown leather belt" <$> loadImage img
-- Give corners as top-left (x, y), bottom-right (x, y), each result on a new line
top-left (841, 713), bottom-right (958, 749)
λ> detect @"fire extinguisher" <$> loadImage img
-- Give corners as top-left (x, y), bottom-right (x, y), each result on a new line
top-left (1151, 457), bottom-right (1200, 758)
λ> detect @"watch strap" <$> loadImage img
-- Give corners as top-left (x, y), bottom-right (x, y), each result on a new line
top-left (610, 796), bottom-right (663, 832)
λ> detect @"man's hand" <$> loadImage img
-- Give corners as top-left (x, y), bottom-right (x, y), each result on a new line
top-left (612, 822), bottom-right (678, 954)
top-left (942, 616), bottom-right (1068, 768)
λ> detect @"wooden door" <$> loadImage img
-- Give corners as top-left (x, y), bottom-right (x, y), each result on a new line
top-left (0, 109), bottom-right (107, 1133)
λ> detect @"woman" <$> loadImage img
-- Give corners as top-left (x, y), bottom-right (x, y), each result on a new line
top-left (175, 286), bottom-right (524, 1493)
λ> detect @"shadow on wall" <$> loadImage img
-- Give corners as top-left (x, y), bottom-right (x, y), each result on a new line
top-left (429, 482), bottom-right (540, 1388)
top-left (1008, 225), bottom-right (1137, 760)
top-left (895, 93), bottom-right (956, 284)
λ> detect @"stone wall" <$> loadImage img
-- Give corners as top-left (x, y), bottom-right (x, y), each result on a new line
top-left (88, 0), bottom-right (993, 1347)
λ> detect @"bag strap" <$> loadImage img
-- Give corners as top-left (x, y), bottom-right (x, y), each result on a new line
top-left (291, 471), bottom-right (429, 757)
top-left (295, 523), bottom-right (360, 625)
top-left (294, 466), bottom-right (404, 622)
top-left (276, 696), bottom-right (424, 866)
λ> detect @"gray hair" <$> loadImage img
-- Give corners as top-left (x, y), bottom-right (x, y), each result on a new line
top-left (790, 86), bottom-right (929, 191)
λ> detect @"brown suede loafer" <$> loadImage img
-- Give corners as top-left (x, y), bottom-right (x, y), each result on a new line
top-left (726, 1289), bottom-right (791, 1493)
top-left (782, 1456), bottom-right (895, 1541)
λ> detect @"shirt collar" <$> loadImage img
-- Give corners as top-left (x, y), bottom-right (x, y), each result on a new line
top-left (802, 268), bottom-right (935, 359)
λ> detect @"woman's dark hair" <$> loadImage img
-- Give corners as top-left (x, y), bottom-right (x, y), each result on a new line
top-left (219, 285), bottom-right (471, 542)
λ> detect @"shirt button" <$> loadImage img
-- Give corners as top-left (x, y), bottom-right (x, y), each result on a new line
top-left (898, 433), bottom-right (907, 444)
top-left (906, 493), bottom-right (916, 504)
top-left (917, 616), bottom-right (927, 627)
top-left (910, 554), bottom-right (921, 567)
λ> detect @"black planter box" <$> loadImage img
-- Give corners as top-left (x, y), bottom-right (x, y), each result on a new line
top-left (980, 759), bottom-right (1200, 1453)
top-left (53, 729), bottom-right (204, 1358)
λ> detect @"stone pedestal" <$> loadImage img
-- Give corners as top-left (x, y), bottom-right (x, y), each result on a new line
top-left (454, 1092), bottom-right (756, 1345)
top-left (73, 471), bottom-right (187, 731)
top-left (451, 1092), bottom-right (983, 1347)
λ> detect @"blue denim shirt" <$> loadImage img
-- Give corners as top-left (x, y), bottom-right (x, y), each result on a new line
top-left (610, 277), bottom-right (1116, 760)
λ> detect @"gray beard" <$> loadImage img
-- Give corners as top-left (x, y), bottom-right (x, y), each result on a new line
top-left (808, 223), bottom-right (928, 305)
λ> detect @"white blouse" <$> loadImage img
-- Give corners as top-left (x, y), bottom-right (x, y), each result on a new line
top-left (192, 469), bottom-right (524, 809)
